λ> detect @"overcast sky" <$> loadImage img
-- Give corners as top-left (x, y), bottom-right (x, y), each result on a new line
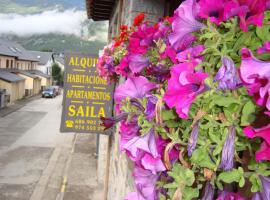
top-left (0, 10), bottom-right (87, 36)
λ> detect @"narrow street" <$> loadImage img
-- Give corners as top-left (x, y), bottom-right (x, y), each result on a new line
top-left (0, 95), bottom-right (101, 200)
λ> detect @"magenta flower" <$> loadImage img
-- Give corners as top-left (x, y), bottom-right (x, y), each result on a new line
top-left (244, 124), bottom-right (270, 145)
top-left (141, 153), bottom-right (166, 174)
top-left (120, 120), bottom-right (140, 151)
top-left (114, 76), bottom-right (157, 105)
top-left (239, 48), bottom-right (270, 111)
top-left (214, 56), bottom-right (242, 90)
top-left (123, 129), bottom-right (158, 159)
top-left (237, 0), bottom-right (267, 32)
top-left (160, 45), bottom-right (177, 64)
top-left (244, 124), bottom-right (270, 161)
top-left (129, 54), bottom-right (149, 74)
top-left (115, 55), bottom-right (129, 77)
top-left (220, 126), bottom-right (235, 171)
top-left (176, 45), bottom-right (205, 63)
top-left (217, 191), bottom-right (246, 200)
top-left (164, 61), bottom-right (208, 119)
top-left (198, 0), bottom-right (226, 25)
top-left (168, 0), bottom-right (205, 51)
top-left (188, 122), bottom-right (199, 156)
top-left (257, 41), bottom-right (270, 54)
top-left (256, 141), bottom-right (270, 161)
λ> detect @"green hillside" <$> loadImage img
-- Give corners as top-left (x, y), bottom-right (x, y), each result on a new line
top-left (3, 34), bottom-right (106, 54)
top-left (0, 0), bottom-right (85, 14)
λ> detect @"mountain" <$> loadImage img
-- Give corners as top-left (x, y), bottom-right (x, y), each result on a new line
top-left (0, 0), bottom-right (85, 14)
top-left (0, 0), bottom-right (108, 54)
top-left (2, 34), bottom-right (106, 54)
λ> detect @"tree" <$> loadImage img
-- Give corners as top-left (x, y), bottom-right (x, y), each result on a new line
top-left (52, 63), bottom-right (62, 85)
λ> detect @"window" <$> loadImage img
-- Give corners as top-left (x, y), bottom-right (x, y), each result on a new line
top-left (0, 59), bottom-right (1, 68)
top-left (11, 60), bottom-right (13, 68)
top-left (6, 60), bottom-right (9, 68)
top-left (17, 63), bottom-right (19, 69)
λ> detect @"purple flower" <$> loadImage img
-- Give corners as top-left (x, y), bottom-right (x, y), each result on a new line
top-left (176, 45), bottom-right (205, 63)
top-left (145, 96), bottom-right (158, 121)
top-left (114, 76), bottom-right (157, 105)
top-left (188, 122), bottom-right (199, 156)
top-left (169, 0), bottom-right (205, 51)
top-left (217, 191), bottom-right (246, 200)
top-left (256, 175), bottom-right (270, 199)
top-left (100, 113), bottom-right (128, 130)
top-left (220, 126), bottom-right (235, 171)
top-left (257, 41), bottom-right (270, 54)
top-left (202, 182), bottom-right (214, 200)
top-left (214, 56), bottom-right (242, 90)
top-left (267, 0), bottom-right (270, 9)
top-left (123, 129), bottom-right (158, 159)
top-left (239, 48), bottom-right (270, 111)
top-left (164, 60), bottom-right (208, 119)
top-left (124, 166), bottom-right (159, 200)
top-left (129, 54), bottom-right (149, 74)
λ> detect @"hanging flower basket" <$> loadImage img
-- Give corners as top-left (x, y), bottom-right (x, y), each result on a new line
top-left (98, 0), bottom-right (270, 199)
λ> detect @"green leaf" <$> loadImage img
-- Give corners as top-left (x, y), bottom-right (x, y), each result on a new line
top-left (210, 95), bottom-right (240, 108)
top-left (256, 25), bottom-right (270, 41)
top-left (191, 148), bottom-right (216, 169)
top-left (166, 120), bottom-right (179, 128)
top-left (166, 164), bottom-right (195, 187)
top-left (241, 100), bottom-right (256, 126)
top-left (162, 110), bottom-right (177, 121)
top-left (218, 167), bottom-right (244, 185)
top-left (183, 187), bottom-right (199, 200)
top-left (249, 174), bottom-right (262, 193)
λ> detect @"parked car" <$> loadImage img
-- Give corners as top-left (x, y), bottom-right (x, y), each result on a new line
top-left (42, 87), bottom-right (56, 98)
top-left (51, 86), bottom-right (61, 95)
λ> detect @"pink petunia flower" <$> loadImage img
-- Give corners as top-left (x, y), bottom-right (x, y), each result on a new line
top-left (164, 60), bottom-right (208, 119)
top-left (199, 0), bottom-right (226, 25)
top-left (114, 76), bottom-right (157, 105)
top-left (217, 191), bottom-right (246, 200)
top-left (239, 48), bottom-right (270, 111)
top-left (169, 0), bottom-right (205, 51)
top-left (257, 41), bottom-right (270, 54)
top-left (176, 45), bottom-right (205, 63)
top-left (243, 124), bottom-right (270, 161)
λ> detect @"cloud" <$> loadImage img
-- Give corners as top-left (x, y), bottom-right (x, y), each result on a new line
top-left (0, 9), bottom-right (108, 41)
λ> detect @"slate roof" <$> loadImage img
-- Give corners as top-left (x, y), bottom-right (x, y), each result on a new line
top-left (6, 69), bottom-right (39, 79)
top-left (28, 70), bottom-right (51, 79)
top-left (0, 69), bottom-right (25, 83)
top-left (29, 51), bottom-right (53, 65)
top-left (0, 38), bottom-right (39, 62)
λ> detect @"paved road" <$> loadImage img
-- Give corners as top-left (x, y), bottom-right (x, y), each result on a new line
top-left (0, 95), bottom-right (101, 200)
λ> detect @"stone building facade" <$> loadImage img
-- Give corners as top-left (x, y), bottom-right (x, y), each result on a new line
top-left (86, 0), bottom-right (182, 199)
